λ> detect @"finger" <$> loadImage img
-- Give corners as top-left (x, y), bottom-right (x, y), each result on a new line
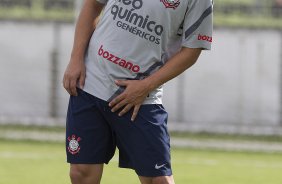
top-left (109, 94), bottom-right (125, 107)
top-left (79, 72), bottom-right (86, 89)
top-left (115, 80), bottom-right (128, 87)
top-left (63, 75), bottom-right (67, 90)
top-left (118, 104), bottom-right (134, 116)
top-left (111, 98), bottom-right (128, 112)
top-left (69, 78), bottom-right (78, 96)
top-left (131, 105), bottom-right (141, 122)
top-left (63, 75), bottom-right (72, 95)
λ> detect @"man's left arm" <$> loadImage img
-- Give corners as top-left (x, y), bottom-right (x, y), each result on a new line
top-left (110, 0), bottom-right (213, 121)
top-left (109, 47), bottom-right (202, 121)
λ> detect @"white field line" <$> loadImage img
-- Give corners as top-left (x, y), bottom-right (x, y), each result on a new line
top-left (172, 158), bottom-right (282, 168)
top-left (1, 151), bottom-right (282, 169)
top-left (1, 130), bottom-right (282, 153)
top-left (171, 138), bottom-right (282, 153)
top-left (0, 151), bottom-right (60, 159)
top-left (0, 130), bottom-right (64, 141)
top-left (232, 161), bottom-right (282, 169)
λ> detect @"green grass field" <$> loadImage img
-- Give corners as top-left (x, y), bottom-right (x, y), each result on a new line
top-left (1, 140), bottom-right (282, 184)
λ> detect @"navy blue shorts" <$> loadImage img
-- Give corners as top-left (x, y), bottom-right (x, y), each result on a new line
top-left (66, 88), bottom-right (172, 177)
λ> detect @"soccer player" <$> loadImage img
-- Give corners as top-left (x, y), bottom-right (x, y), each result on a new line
top-left (63, 0), bottom-right (213, 183)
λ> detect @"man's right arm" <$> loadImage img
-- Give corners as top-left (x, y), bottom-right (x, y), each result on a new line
top-left (63, 0), bottom-right (104, 96)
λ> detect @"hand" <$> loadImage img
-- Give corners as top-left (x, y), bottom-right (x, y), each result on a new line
top-left (63, 58), bottom-right (86, 96)
top-left (109, 80), bottom-right (151, 121)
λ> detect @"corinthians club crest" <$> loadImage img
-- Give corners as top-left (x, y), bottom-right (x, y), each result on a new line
top-left (67, 134), bottom-right (81, 155)
top-left (160, 0), bottom-right (180, 9)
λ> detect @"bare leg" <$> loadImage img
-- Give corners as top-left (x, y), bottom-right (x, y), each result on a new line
top-left (139, 176), bottom-right (153, 184)
top-left (139, 176), bottom-right (175, 184)
top-left (69, 164), bottom-right (104, 184)
top-left (152, 176), bottom-right (175, 184)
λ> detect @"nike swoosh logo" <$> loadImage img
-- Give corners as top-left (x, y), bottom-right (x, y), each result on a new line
top-left (155, 163), bottom-right (166, 169)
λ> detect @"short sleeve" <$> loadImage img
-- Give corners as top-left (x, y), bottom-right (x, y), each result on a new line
top-left (96, 0), bottom-right (108, 4)
top-left (182, 0), bottom-right (213, 50)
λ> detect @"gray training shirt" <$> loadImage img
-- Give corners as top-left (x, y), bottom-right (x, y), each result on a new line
top-left (83, 0), bottom-right (213, 104)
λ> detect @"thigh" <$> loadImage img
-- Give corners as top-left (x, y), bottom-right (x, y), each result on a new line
top-left (70, 164), bottom-right (104, 184)
top-left (138, 176), bottom-right (152, 184)
top-left (139, 176), bottom-right (175, 184)
top-left (66, 89), bottom-right (116, 164)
